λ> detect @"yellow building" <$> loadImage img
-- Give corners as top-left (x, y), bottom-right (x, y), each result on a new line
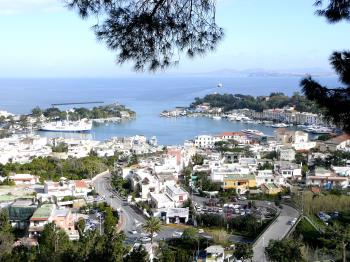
top-left (223, 174), bottom-right (256, 194)
top-left (261, 183), bottom-right (283, 195)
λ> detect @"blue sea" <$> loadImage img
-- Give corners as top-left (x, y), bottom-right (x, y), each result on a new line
top-left (0, 76), bottom-right (339, 145)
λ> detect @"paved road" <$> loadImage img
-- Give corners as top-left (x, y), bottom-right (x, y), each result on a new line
top-left (252, 204), bottom-right (300, 262)
top-left (93, 173), bottom-right (179, 242)
top-left (93, 173), bottom-right (146, 238)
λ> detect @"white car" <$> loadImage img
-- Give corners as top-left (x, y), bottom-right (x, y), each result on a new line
top-left (289, 218), bottom-right (297, 225)
top-left (198, 229), bottom-right (204, 234)
top-left (172, 231), bottom-right (183, 237)
top-left (141, 237), bottom-right (151, 242)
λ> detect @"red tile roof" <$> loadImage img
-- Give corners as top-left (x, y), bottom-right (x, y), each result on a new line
top-left (218, 132), bottom-right (245, 137)
top-left (75, 180), bottom-right (88, 188)
top-left (326, 134), bottom-right (350, 144)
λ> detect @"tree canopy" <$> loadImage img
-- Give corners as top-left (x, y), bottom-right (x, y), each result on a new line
top-left (265, 239), bottom-right (303, 262)
top-left (66, 0), bottom-right (223, 71)
top-left (301, 0), bottom-right (350, 133)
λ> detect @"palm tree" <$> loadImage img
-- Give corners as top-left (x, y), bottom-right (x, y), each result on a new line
top-left (142, 217), bottom-right (161, 244)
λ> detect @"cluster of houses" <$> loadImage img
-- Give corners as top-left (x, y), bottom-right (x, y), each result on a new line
top-left (248, 107), bottom-right (322, 125)
top-left (0, 128), bottom-right (349, 250)
top-left (0, 173), bottom-right (95, 242)
top-left (0, 134), bottom-right (160, 165)
top-left (51, 135), bottom-right (160, 159)
top-left (192, 102), bottom-right (324, 126)
top-left (188, 130), bottom-right (350, 193)
top-left (121, 146), bottom-right (196, 224)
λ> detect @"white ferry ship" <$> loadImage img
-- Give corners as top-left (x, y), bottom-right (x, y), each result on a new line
top-left (40, 119), bottom-right (92, 132)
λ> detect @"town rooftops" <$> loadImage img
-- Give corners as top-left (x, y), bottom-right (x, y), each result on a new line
top-left (223, 174), bottom-right (255, 181)
top-left (217, 132), bottom-right (245, 137)
top-left (314, 168), bottom-right (334, 176)
top-left (30, 204), bottom-right (55, 221)
top-left (262, 183), bottom-right (279, 190)
top-left (8, 200), bottom-right (37, 221)
top-left (166, 185), bottom-right (187, 195)
top-left (307, 175), bottom-right (347, 181)
top-left (155, 173), bottom-right (176, 182)
top-left (150, 192), bottom-right (173, 203)
top-left (165, 207), bottom-right (189, 217)
top-left (239, 158), bottom-right (257, 165)
top-left (53, 208), bottom-right (69, 217)
top-left (9, 173), bottom-right (37, 181)
top-left (74, 180), bottom-right (89, 188)
top-left (274, 161), bottom-right (300, 170)
top-left (325, 134), bottom-right (350, 145)
top-left (0, 193), bottom-right (33, 203)
top-left (205, 245), bottom-right (224, 254)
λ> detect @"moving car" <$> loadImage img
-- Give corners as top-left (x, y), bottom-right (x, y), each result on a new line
top-left (172, 231), bottom-right (183, 237)
top-left (141, 237), bottom-right (151, 242)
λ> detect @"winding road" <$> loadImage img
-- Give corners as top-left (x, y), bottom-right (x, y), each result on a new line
top-left (252, 204), bottom-right (300, 262)
top-left (94, 172), bottom-right (300, 259)
top-left (93, 172), bottom-right (180, 242)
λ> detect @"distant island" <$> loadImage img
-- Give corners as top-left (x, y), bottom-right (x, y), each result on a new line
top-left (189, 92), bottom-right (319, 113)
top-left (160, 92), bottom-right (331, 130)
top-left (31, 103), bottom-right (136, 121)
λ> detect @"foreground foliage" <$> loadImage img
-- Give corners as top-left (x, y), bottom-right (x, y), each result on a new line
top-left (265, 239), bottom-right (303, 262)
top-left (0, 208), bottom-right (126, 262)
top-left (66, 0), bottom-right (223, 71)
top-left (0, 155), bottom-right (119, 181)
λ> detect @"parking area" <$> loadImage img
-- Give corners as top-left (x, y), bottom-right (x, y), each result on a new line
top-left (194, 199), bottom-right (276, 220)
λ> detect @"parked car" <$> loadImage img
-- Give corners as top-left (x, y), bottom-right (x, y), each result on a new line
top-left (198, 229), bottom-right (204, 234)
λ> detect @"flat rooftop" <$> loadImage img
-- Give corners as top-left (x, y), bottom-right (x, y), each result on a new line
top-left (30, 204), bottom-right (55, 221)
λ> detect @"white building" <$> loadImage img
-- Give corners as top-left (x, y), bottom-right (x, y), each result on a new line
top-left (149, 193), bottom-right (175, 209)
top-left (156, 207), bottom-right (189, 224)
top-left (205, 245), bottom-right (225, 262)
top-left (43, 178), bottom-right (92, 199)
top-left (274, 161), bottom-right (302, 180)
top-left (194, 135), bottom-right (221, 149)
top-left (8, 173), bottom-right (39, 185)
top-left (217, 132), bottom-right (250, 144)
top-left (279, 147), bottom-right (296, 161)
top-left (211, 163), bottom-right (250, 182)
top-left (129, 169), bottom-right (160, 200)
top-left (306, 168), bottom-right (349, 189)
top-left (165, 185), bottom-right (188, 207)
top-left (255, 170), bottom-right (285, 187)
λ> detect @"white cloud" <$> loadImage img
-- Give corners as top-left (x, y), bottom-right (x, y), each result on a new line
top-left (0, 0), bottom-right (64, 15)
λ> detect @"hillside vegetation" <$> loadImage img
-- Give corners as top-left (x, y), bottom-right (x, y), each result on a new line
top-left (190, 92), bottom-right (319, 113)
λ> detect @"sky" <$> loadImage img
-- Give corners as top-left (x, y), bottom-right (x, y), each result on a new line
top-left (0, 0), bottom-right (349, 77)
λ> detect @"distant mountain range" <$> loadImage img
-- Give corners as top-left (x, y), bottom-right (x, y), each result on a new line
top-left (192, 68), bottom-right (335, 77)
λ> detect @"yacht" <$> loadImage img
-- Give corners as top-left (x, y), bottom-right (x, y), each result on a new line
top-left (40, 119), bottom-right (92, 132)
top-left (303, 125), bottom-right (333, 134)
top-left (217, 83), bottom-right (223, 88)
top-left (271, 123), bottom-right (290, 128)
top-left (242, 129), bottom-right (264, 137)
top-left (212, 116), bottom-right (222, 120)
